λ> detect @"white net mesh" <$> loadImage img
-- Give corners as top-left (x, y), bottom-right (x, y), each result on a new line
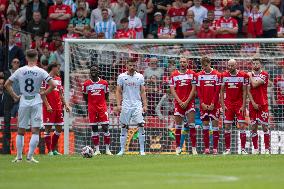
top-left (65, 39), bottom-right (284, 155)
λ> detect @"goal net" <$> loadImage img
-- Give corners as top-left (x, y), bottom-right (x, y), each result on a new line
top-left (63, 39), bottom-right (284, 155)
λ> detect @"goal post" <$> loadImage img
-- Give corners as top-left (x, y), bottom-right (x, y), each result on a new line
top-left (64, 38), bottom-right (284, 155)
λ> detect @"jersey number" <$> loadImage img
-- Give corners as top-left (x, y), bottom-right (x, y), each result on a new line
top-left (25, 78), bottom-right (34, 93)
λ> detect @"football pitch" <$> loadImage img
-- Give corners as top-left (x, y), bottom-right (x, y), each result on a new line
top-left (1, 155), bottom-right (284, 189)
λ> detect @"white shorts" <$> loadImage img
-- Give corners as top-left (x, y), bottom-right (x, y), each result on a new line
top-left (119, 107), bottom-right (145, 126)
top-left (18, 103), bottom-right (43, 129)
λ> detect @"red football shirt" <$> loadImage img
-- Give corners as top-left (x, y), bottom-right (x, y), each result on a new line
top-left (43, 76), bottom-right (63, 110)
top-left (82, 78), bottom-right (108, 111)
top-left (167, 7), bottom-right (186, 28)
top-left (197, 28), bottom-right (216, 38)
top-left (222, 70), bottom-right (249, 106)
top-left (249, 70), bottom-right (268, 105)
top-left (274, 75), bottom-right (284, 105)
top-left (115, 29), bottom-right (136, 39)
top-left (170, 69), bottom-right (197, 102)
top-left (216, 17), bottom-right (238, 38)
top-left (48, 4), bottom-right (72, 31)
top-left (197, 69), bottom-right (221, 106)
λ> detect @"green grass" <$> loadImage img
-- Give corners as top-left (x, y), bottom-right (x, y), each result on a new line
top-left (1, 155), bottom-right (284, 189)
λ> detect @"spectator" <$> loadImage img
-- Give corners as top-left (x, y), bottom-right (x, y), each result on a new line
top-left (110, 0), bottom-right (129, 29)
top-left (13, 21), bottom-right (30, 52)
top-left (197, 18), bottom-right (215, 38)
top-left (26, 0), bottom-right (48, 23)
top-left (48, 0), bottom-right (72, 35)
top-left (128, 6), bottom-right (143, 38)
top-left (155, 84), bottom-right (174, 120)
top-left (95, 8), bottom-right (116, 39)
top-left (215, 7), bottom-right (238, 38)
top-left (30, 36), bottom-right (48, 56)
top-left (167, 0), bottom-right (187, 29)
top-left (214, 0), bottom-right (223, 20)
top-left (115, 17), bottom-right (136, 39)
top-left (2, 10), bottom-right (17, 33)
top-left (0, 32), bottom-right (25, 71)
top-left (188, 0), bottom-right (208, 25)
top-left (247, 3), bottom-right (263, 38)
top-left (62, 23), bottom-right (80, 39)
top-left (40, 47), bottom-right (53, 65)
top-left (48, 32), bottom-right (62, 52)
top-left (70, 6), bottom-right (90, 36)
top-left (158, 14), bottom-right (177, 39)
top-left (146, 74), bottom-right (162, 116)
top-left (207, 10), bottom-right (217, 31)
top-left (133, 0), bottom-right (147, 35)
top-left (49, 42), bottom-right (65, 80)
top-left (144, 57), bottom-right (164, 81)
top-left (77, 0), bottom-right (90, 18)
top-left (230, 0), bottom-right (244, 37)
top-left (90, 0), bottom-right (113, 30)
top-left (1, 58), bottom-right (20, 154)
top-left (260, 0), bottom-right (282, 38)
top-left (147, 11), bottom-right (163, 38)
top-left (147, 0), bottom-right (171, 24)
top-left (26, 11), bottom-right (49, 41)
top-left (182, 10), bottom-right (200, 39)
top-left (7, 0), bottom-right (27, 26)
top-left (63, 0), bottom-right (77, 16)
top-left (243, 0), bottom-right (252, 35)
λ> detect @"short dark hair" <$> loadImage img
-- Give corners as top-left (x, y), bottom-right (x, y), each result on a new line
top-left (201, 56), bottom-right (210, 64)
top-left (120, 17), bottom-right (129, 23)
top-left (127, 58), bottom-right (137, 63)
top-left (223, 6), bottom-right (231, 11)
top-left (48, 62), bottom-right (60, 73)
top-left (26, 49), bottom-right (38, 59)
top-left (102, 8), bottom-right (108, 13)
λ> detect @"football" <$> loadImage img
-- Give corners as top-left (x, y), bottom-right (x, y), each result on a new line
top-left (81, 146), bottom-right (94, 158)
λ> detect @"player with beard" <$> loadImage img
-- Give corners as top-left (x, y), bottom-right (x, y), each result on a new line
top-left (247, 58), bottom-right (270, 154)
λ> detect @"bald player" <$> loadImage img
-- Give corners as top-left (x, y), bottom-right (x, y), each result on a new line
top-left (220, 59), bottom-right (249, 155)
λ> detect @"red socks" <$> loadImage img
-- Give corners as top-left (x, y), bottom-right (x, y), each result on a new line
top-left (203, 126), bottom-right (209, 149)
top-left (240, 130), bottom-right (246, 149)
top-left (44, 132), bottom-right (51, 152)
top-left (104, 133), bottom-right (111, 145)
top-left (190, 127), bottom-right (197, 148)
top-left (264, 131), bottom-right (270, 150)
top-left (213, 130), bottom-right (219, 150)
top-left (251, 131), bottom-right (258, 149)
top-left (51, 131), bottom-right (60, 151)
top-left (224, 131), bottom-right (231, 150)
top-left (92, 133), bottom-right (99, 146)
top-left (175, 127), bottom-right (181, 148)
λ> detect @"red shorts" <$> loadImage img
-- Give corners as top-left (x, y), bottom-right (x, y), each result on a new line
top-left (200, 108), bottom-right (220, 121)
top-left (174, 100), bottom-right (195, 117)
top-left (224, 104), bottom-right (245, 124)
top-left (249, 103), bottom-right (269, 125)
top-left (89, 110), bottom-right (109, 125)
top-left (43, 108), bottom-right (64, 125)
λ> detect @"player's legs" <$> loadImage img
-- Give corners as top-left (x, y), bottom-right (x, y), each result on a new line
top-left (102, 124), bottom-right (112, 155)
top-left (91, 124), bottom-right (100, 155)
top-left (187, 111), bottom-right (197, 155)
top-left (51, 110), bottom-right (64, 155)
top-left (27, 104), bottom-right (43, 163)
top-left (202, 117), bottom-right (210, 154)
top-left (251, 124), bottom-right (259, 154)
top-left (212, 119), bottom-right (220, 154)
top-left (262, 124), bottom-right (270, 154)
top-left (44, 125), bottom-right (52, 154)
top-left (237, 107), bottom-right (247, 154)
top-left (223, 123), bottom-right (232, 155)
top-left (118, 124), bottom-right (128, 155)
top-left (138, 123), bottom-right (146, 155)
top-left (51, 125), bottom-right (62, 155)
top-left (174, 115), bottom-right (183, 155)
top-left (13, 106), bottom-right (31, 162)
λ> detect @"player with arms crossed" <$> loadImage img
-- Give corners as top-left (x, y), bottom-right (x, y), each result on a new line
top-left (83, 65), bottom-right (112, 155)
top-left (220, 59), bottom-right (249, 155)
top-left (170, 57), bottom-right (197, 155)
top-left (42, 63), bottom-right (70, 155)
top-left (247, 58), bottom-right (270, 154)
top-left (5, 49), bottom-right (56, 163)
top-left (196, 56), bottom-right (221, 155)
top-left (116, 58), bottom-right (147, 156)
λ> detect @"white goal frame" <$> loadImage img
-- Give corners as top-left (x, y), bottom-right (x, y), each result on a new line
top-left (63, 38), bottom-right (284, 155)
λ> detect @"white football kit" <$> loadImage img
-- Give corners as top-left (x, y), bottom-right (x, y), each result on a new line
top-left (9, 66), bottom-right (52, 128)
top-left (117, 71), bottom-right (145, 125)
